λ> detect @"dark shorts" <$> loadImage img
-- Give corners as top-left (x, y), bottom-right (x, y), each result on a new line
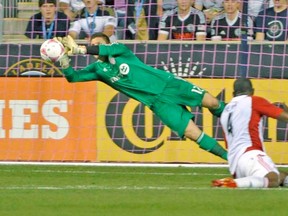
top-left (150, 77), bottom-right (206, 137)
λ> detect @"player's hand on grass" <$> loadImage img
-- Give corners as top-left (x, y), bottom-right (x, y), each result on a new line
top-left (62, 35), bottom-right (87, 56)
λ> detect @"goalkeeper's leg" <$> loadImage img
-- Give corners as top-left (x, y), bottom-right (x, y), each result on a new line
top-left (185, 120), bottom-right (227, 160)
top-left (201, 92), bottom-right (226, 117)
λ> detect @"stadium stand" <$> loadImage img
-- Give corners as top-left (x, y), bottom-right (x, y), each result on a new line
top-left (17, 0), bottom-right (39, 18)
top-left (3, 0), bottom-right (38, 40)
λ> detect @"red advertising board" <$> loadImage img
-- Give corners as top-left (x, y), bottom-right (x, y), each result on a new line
top-left (0, 77), bottom-right (97, 161)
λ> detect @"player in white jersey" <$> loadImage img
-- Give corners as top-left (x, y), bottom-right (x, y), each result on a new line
top-left (68, 0), bottom-right (116, 40)
top-left (212, 78), bottom-right (288, 188)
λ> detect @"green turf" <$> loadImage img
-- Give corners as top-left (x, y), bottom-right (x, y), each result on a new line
top-left (0, 164), bottom-right (287, 216)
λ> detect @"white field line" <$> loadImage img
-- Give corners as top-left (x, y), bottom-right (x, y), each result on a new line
top-left (0, 163), bottom-right (287, 191)
top-left (0, 185), bottom-right (213, 191)
top-left (0, 169), bottom-right (228, 176)
top-left (0, 161), bottom-right (287, 168)
top-left (0, 185), bottom-right (287, 191)
top-left (0, 164), bottom-right (286, 177)
top-left (0, 161), bottom-right (230, 167)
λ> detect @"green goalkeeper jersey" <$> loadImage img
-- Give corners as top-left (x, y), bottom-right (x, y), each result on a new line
top-left (62, 42), bottom-right (174, 107)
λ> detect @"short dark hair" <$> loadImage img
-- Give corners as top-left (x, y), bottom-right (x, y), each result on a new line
top-left (233, 78), bottom-right (254, 97)
top-left (39, 0), bottom-right (57, 7)
top-left (90, 33), bottom-right (110, 44)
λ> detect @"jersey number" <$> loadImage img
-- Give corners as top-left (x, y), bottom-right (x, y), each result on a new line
top-left (227, 113), bottom-right (233, 135)
top-left (191, 86), bottom-right (204, 95)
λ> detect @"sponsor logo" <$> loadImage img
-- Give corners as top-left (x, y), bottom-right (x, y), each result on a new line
top-left (119, 63), bottom-right (130, 75)
top-left (161, 57), bottom-right (206, 77)
top-left (0, 99), bottom-right (69, 139)
top-left (186, 24), bottom-right (195, 32)
top-left (105, 93), bottom-right (181, 154)
top-left (103, 82), bottom-right (288, 155)
top-left (2, 58), bottom-right (70, 140)
top-left (267, 20), bottom-right (283, 39)
top-left (235, 28), bottom-right (241, 37)
top-left (4, 59), bottom-right (62, 77)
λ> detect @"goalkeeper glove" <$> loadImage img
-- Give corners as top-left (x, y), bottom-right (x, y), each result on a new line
top-left (52, 37), bottom-right (70, 68)
top-left (58, 54), bottom-right (70, 69)
top-left (53, 37), bottom-right (70, 54)
top-left (62, 35), bottom-right (87, 55)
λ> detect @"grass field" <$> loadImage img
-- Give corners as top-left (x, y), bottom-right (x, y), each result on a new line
top-left (0, 164), bottom-right (287, 216)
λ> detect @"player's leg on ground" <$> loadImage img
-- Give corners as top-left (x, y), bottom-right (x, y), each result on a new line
top-left (212, 175), bottom-right (270, 188)
top-left (201, 92), bottom-right (225, 117)
top-left (234, 176), bottom-right (269, 188)
top-left (231, 151), bottom-right (280, 188)
top-left (229, 172), bottom-right (279, 188)
top-left (184, 120), bottom-right (227, 160)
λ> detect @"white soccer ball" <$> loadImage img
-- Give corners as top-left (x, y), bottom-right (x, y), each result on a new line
top-left (40, 39), bottom-right (65, 62)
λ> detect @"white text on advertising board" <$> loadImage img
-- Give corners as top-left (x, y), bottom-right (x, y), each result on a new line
top-left (0, 99), bottom-right (69, 139)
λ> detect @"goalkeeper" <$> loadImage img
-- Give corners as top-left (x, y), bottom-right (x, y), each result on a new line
top-left (56, 33), bottom-right (227, 160)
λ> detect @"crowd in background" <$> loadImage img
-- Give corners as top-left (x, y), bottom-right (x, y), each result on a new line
top-left (1, 0), bottom-right (288, 42)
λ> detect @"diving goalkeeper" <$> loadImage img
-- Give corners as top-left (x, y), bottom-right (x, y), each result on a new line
top-left (56, 33), bottom-right (227, 160)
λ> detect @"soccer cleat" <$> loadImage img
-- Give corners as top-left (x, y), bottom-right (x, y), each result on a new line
top-left (212, 177), bottom-right (237, 188)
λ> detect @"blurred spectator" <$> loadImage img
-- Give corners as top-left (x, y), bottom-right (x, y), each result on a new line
top-left (254, 0), bottom-right (288, 41)
top-left (113, 0), bottom-right (126, 39)
top-left (158, 0), bottom-right (206, 41)
top-left (59, 0), bottom-right (105, 21)
top-left (126, 0), bottom-right (159, 40)
top-left (68, 0), bottom-right (117, 40)
top-left (210, 0), bottom-right (253, 41)
top-left (25, 0), bottom-right (70, 39)
top-left (58, 0), bottom-right (85, 21)
top-left (248, 0), bottom-right (274, 18)
top-left (157, 0), bottom-right (177, 16)
top-left (0, 0), bottom-right (3, 43)
top-left (194, 0), bottom-right (224, 24)
top-left (59, 0), bottom-right (106, 21)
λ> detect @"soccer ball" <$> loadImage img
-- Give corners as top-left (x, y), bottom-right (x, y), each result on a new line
top-left (40, 39), bottom-right (65, 62)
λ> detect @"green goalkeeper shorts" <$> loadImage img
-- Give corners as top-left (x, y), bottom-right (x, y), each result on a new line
top-left (150, 77), bottom-right (206, 137)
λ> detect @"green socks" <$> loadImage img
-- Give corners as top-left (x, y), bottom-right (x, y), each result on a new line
top-left (197, 101), bottom-right (227, 160)
top-left (209, 101), bottom-right (226, 117)
top-left (196, 132), bottom-right (227, 160)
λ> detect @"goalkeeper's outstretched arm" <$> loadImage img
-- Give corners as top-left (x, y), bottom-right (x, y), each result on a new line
top-left (62, 35), bottom-right (128, 56)
top-left (60, 35), bottom-right (100, 55)
top-left (86, 46), bottom-right (100, 55)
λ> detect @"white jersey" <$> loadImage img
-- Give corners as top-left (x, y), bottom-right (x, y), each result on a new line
top-left (59, 0), bottom-right (105, 12)
top-left (69, 7), bottom-right (117, 38)
top-left (59, 0), bottom-right (85, 12)
top-left (220, 95), bottom-right (282, 174)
